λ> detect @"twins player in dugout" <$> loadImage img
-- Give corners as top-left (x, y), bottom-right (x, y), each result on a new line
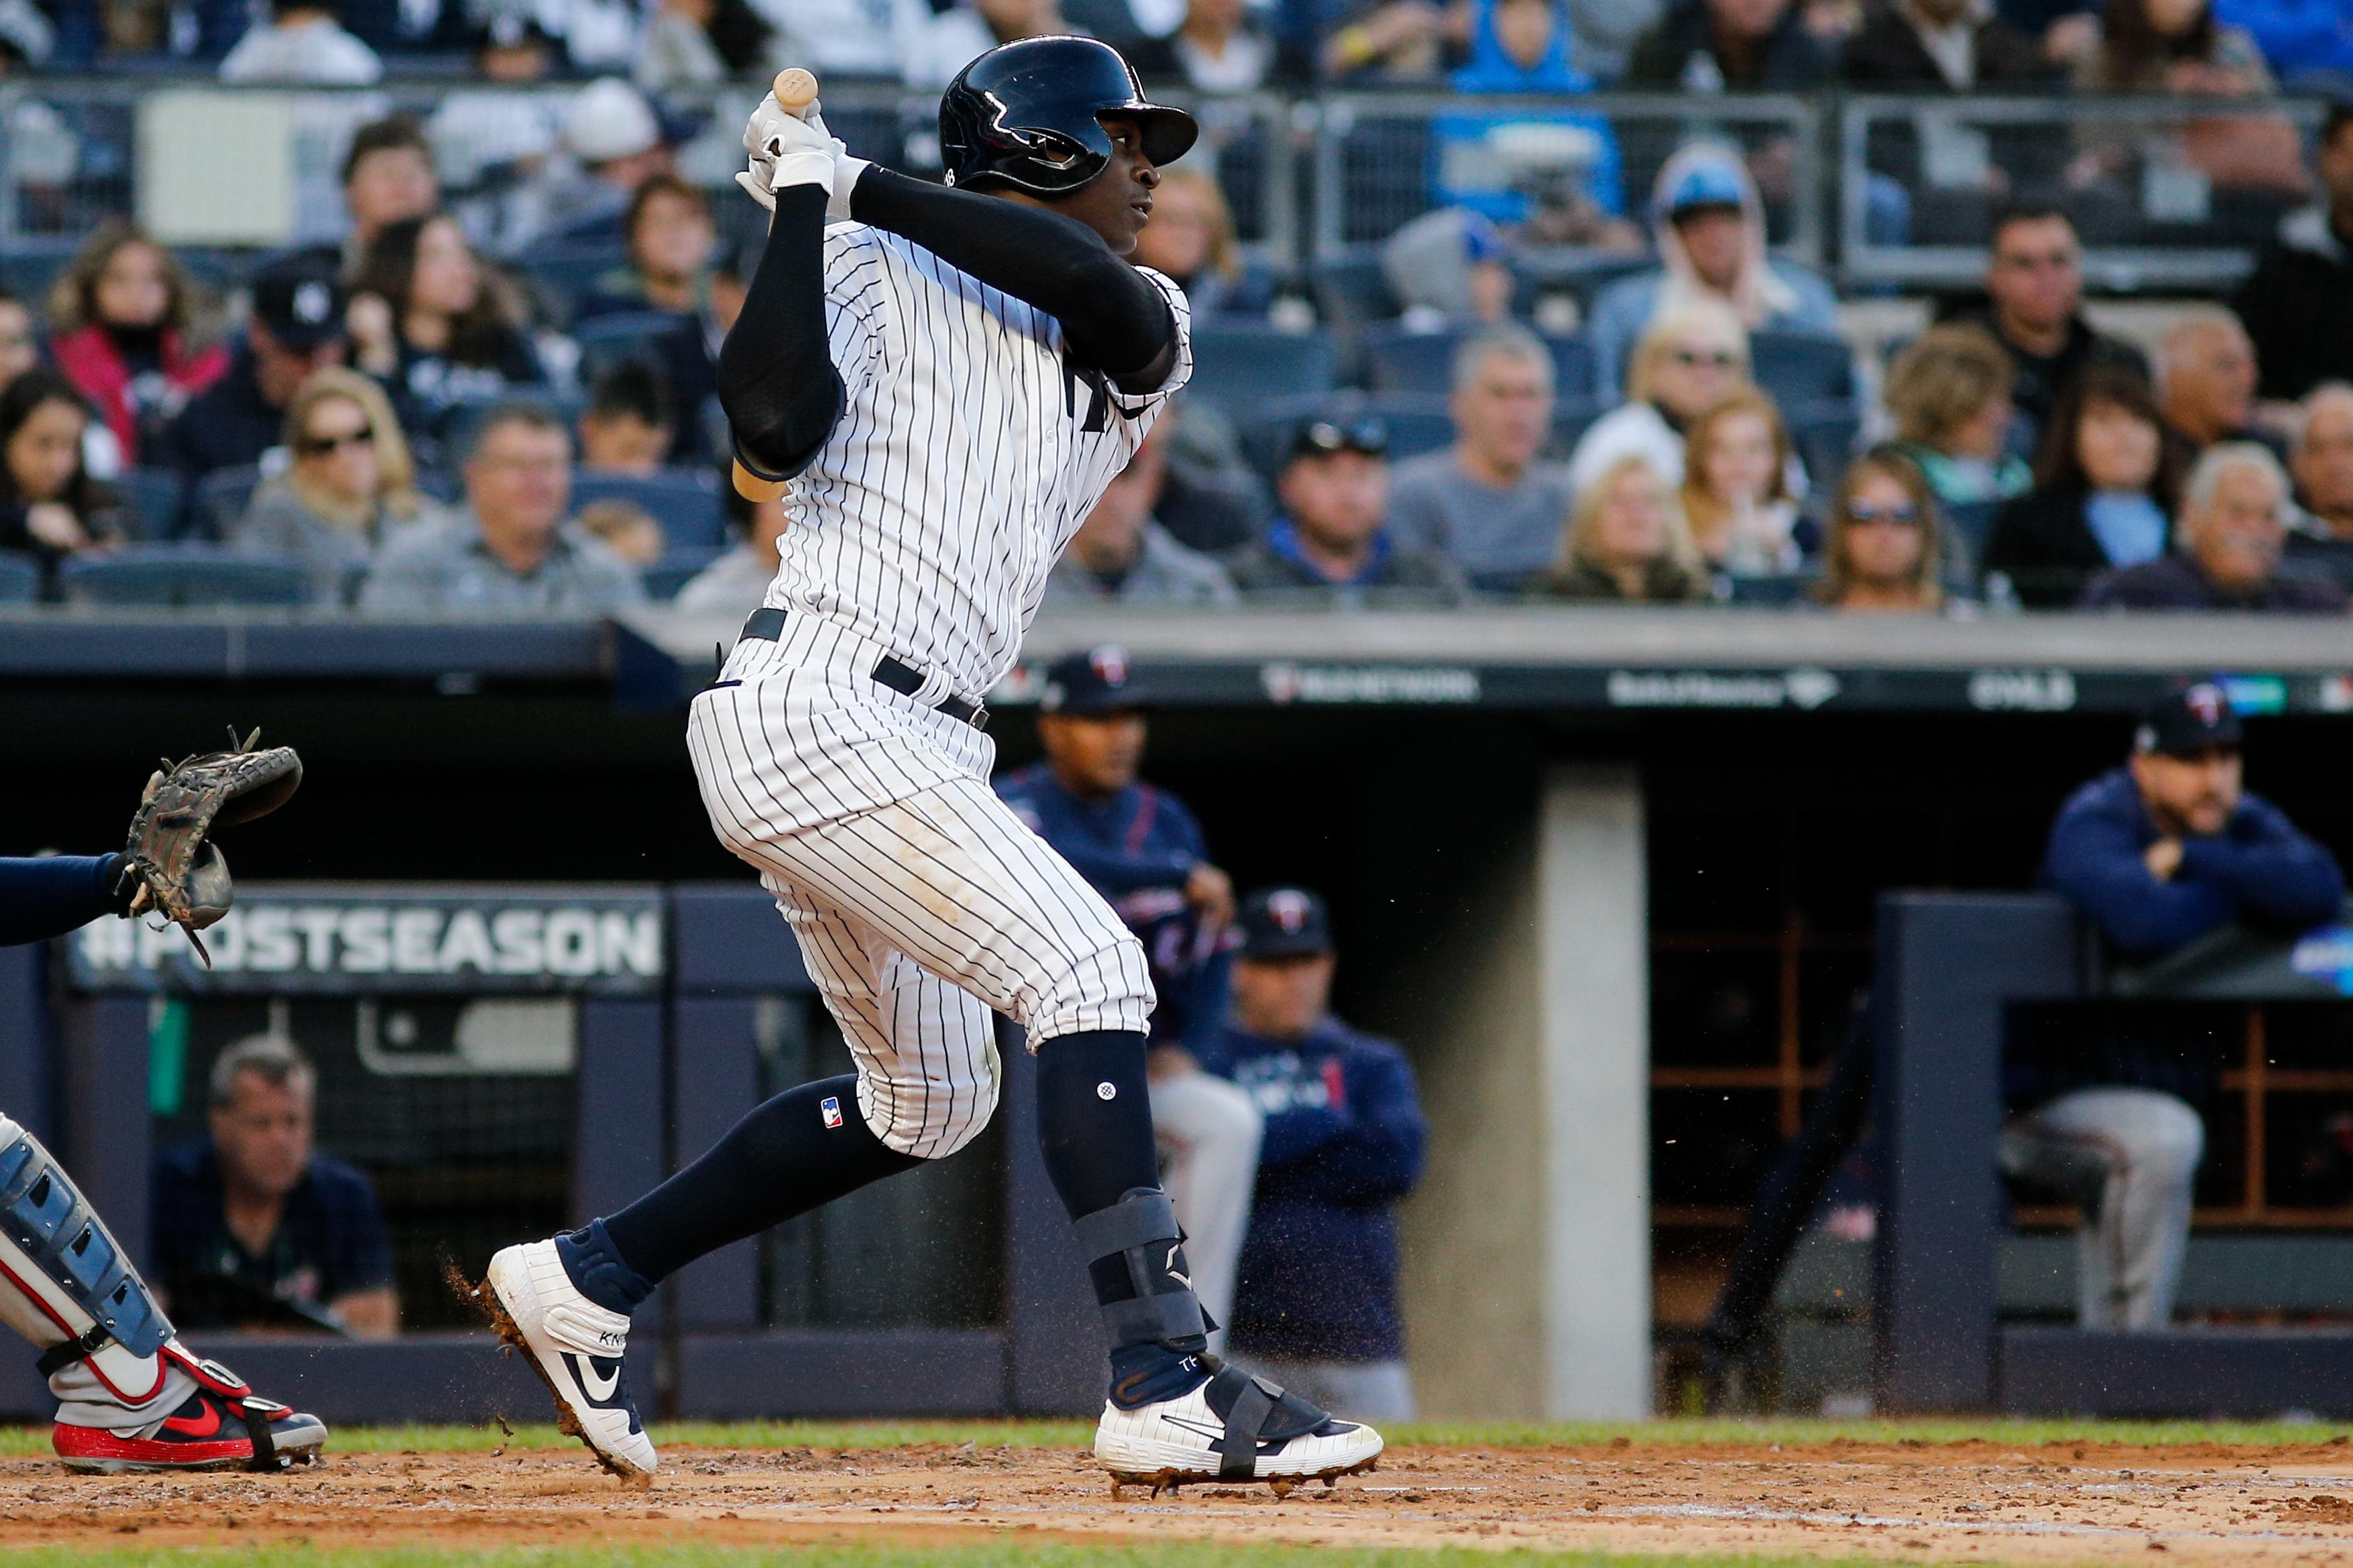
top-left (996, 647), bottom-right (1265, 1353)
top-left (483, 40), bottom-right (1389, 1486)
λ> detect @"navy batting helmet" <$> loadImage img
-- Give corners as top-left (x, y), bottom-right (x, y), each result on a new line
top-left (939, 36), bottom-right (1198, 196)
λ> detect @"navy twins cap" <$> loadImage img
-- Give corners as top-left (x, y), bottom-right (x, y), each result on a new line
top-left (2136, 681), bottom-right (2244, 758)
top-left (1238, 887), bottom-right (1332, 959)
top-left (1039, 644), bottom-right (1143, 716)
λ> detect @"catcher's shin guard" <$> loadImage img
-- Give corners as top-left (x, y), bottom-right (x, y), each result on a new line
top-left (0, 1117), bottom-right (174, 1408)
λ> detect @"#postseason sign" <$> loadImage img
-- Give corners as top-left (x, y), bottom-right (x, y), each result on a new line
top-left (70, 885), bottom-right (665, 996)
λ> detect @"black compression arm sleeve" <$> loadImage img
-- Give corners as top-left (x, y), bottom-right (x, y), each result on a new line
top-left (717, 185), bottom-right (844, 481)
top-left (850, 168), bottom-right (1175, 381)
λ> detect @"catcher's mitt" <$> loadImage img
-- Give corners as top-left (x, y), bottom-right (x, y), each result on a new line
top-left (119, 727), bottom-right (302, 966)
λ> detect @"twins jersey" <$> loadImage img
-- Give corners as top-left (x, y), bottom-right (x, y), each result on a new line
top-left (762, 222), bottom-right (1196, 705)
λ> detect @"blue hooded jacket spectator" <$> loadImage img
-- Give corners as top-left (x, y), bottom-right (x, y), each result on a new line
top-left (1431, 0), bottom-right (1625, 228)
top-left (2214, 0), bottom-right (2353, 82)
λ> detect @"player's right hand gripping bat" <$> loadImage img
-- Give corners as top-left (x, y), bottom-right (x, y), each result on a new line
top-left (733, 68), bottom-right (821, 507)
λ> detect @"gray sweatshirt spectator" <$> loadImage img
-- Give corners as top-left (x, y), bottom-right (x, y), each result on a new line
top-left (1046, 432), bottom-right (1238, 607)
top-left (1387, 325), bottom-right (1576, 593)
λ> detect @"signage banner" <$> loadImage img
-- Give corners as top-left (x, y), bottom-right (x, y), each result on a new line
top-left (69, 885), bottom-right (665, 996)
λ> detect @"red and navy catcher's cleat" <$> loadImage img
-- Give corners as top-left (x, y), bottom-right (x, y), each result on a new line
top-left (52, 1347), bottom-right (327, 1473)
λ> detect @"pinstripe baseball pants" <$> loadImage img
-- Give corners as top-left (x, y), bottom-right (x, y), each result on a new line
top-left (687, 613), bottom-right (1157, 1159)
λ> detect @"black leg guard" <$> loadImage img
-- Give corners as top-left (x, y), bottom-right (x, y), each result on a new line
top-left (1074, 1187), bottom-right (1209, 1350)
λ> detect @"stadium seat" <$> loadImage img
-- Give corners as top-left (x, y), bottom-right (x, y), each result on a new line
top-left (1727, 572), bottom-right (1821, 607)
top-left (573, 311), bottom-right (685, 382)
top-left (1187, 324), bottom-right (1336, 428)
top-left (1306, 247), bottom-right (1397, 339)
top-left (573, 469), bottom-right (725, 551)
top-left (1784, 400), bottom-right (1861, 494)
top-left (640, 545), bottom-right (724, 601)
top-left (0, 550), bottom-right (38, 603)
top-left (1362, 324), bottom-right (1599, 400)
top-left (522, 247), bottom-right (628, 327)
top-left (1751, 331), bottom-right (1857, 406)
top-left (193, 465), bottom-right (264, 540)
top-left (58, 546), bottom-right (308, 607)
top-left (113, 468), bottom-right (186, 540)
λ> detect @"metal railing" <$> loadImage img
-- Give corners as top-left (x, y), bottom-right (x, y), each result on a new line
top-left (0, 77), bottom-right (2337, 289)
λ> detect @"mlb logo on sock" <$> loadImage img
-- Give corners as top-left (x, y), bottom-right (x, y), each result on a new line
top-left (819, 1096), bottom-right (844, 1129)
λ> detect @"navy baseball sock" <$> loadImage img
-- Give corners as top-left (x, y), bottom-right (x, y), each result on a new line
top-left (1036, 1030), bottom-right (1209, 1406)
top-left (570, 1074), bottom-right (921, 1310)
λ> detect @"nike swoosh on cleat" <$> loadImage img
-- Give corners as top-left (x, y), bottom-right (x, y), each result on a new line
top-left (161, 1402), bottom-right (225, 1440)
top-left (563, 1353), bottom-right (626, 1407)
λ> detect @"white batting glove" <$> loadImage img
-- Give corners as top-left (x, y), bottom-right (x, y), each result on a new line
top-left (735, 97), bottom-right (871, 221)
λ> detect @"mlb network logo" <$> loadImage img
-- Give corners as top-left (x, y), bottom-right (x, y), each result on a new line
top-left (820, 1097), bottom-right (844, 1129)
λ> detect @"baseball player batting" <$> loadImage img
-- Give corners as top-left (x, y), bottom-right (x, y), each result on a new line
top-left (483, 37), bottom-right (1384, 1490)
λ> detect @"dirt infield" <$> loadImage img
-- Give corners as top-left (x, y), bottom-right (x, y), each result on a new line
top-left (9, 1433), bottom-right (2353, 1564)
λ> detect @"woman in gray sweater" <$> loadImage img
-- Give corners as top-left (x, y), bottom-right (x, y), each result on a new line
top-left (230, 368), bottom-right (441, 604)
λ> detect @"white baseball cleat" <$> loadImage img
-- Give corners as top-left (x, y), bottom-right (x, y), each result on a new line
top-left (479, 1240), bottom-right (655, 1479)
top-left (1094, 1358), bottom-right (1383, 1491)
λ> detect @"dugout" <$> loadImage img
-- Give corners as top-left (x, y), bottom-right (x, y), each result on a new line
top-left (2, 605), bottom-right (2350, 1425)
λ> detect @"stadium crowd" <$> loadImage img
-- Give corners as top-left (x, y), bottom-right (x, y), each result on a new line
top-left (0, 0), bottom-right (2351, 613)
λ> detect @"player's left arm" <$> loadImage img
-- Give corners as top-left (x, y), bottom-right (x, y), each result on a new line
top-left (0, 855), bottom-right (135, 947)
top-left (848, 169), bottom-right (1180, 394)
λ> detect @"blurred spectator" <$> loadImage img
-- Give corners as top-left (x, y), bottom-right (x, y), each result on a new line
top-left (46, 223), bottom-right (227, 470)
top-left (1427, 3), bottom-right (1639, 253)
top-left (230, 369), bottom-right (441, 604)
top-left (2084, 442), bottom-right (2348, 611)
top-left (581, 175), bottom-right (719, 321)
top-left (151, 1036), bottom-right (397, 1337)
top-left (998, 648), bottom-right (1260, 1343)
top-left (427, 19), bottom-right (566, 223)
top-left (1886, 322), bottom-right (2032, 574)
top-left (503, 78), bottom-right (676, 253)
top-left (1202, 886), bottom-right (1427, 1420)
top-left (1318, 0), bottom-right (1465, 81)
top-left (1226, 409), bottom-right (1466, 598)
top-left (2285, 381), bottom-right (2353, 589)
top-left (577, 362), bottom-right (675, 477)
top-left (339, 117), bottom-right (440, 275)
top-left (0, 0), bottom-right (50, 68)
top-left (1388, 324), bottom-right (1574, 592)
top-left (349, 213), bottom-right (547, 444)
top-left (1568, 296), bottom-right (1752, 498)
top-left (1939, 204), bottom-right (2147, 458)
top-left (576, 496), bottom-right (665, 564)
top-left (631, 237), bottom-right (754, 469)
top-left (1539, 452), bottom-right (1707, 601)
top-left (1151, 399), bottom-right (1266, 553)
top-left (359, 404), bottom-right (644, 612)
top-left (1627, 0), bottom-right (1839, 87)
top-left (2232, 106), bottom-right (2353, 401)
top-left (2213, 0), bottom-right (2353, 82)
top-left (157, 250), bottom-right (349, 499)
top-left (0, 371), bottom-right (122, 580)
top-left (2023, 684), bottom-right (2344, 1329)
top-left (2158, 308), bottom-right (2278, 462)
top-left (765, 0), bottom-right (927, 80)
top-left (1129, 169), bottom-right (1275, 321)
top-left (1379, 208), bottom-right (1513, 330)
top-left (1815, 444), bottom-right (1946, 611)
top-left (1587, 144), bottom-right (1839, 403)
top-left (677, 476), bottom-right (787, 615)
top-left (219, 0), bottom-right (384, 82)
top-left (1986, 363), bottom-right (2182, 608)
top-left (908, 0), bottom-right (1084, 88)
top-left (0, 291), bottom-right (38, 391)
top-left (2059, 0), bottom-right (2271, 88)
top-left (1841, 0), bottom-right (2047, 84)
top-left (2059, 0), bottom-right (2303, 200)
top-left (1046, 429), bottom-right (1239, 605)
top-left (1680, 388), bottom-right (1802, 577)
top-left (1566, 0), bottom-right (1664, 77)
top-left (1133, 0), bottom-right (1292, 85)
top-left (636, 0), bottom-right (729, 90)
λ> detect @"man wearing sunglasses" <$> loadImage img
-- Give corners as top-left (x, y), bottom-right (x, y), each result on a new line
top-left (1226, 406), bottom-right (1465, 601)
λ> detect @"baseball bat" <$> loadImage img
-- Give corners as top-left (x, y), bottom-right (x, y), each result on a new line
top-left (773, 68), bottom-right (818, 112)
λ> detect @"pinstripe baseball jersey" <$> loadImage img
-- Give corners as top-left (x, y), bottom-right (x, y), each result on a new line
top-left (760, 223), bottom-right (1195, 704)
